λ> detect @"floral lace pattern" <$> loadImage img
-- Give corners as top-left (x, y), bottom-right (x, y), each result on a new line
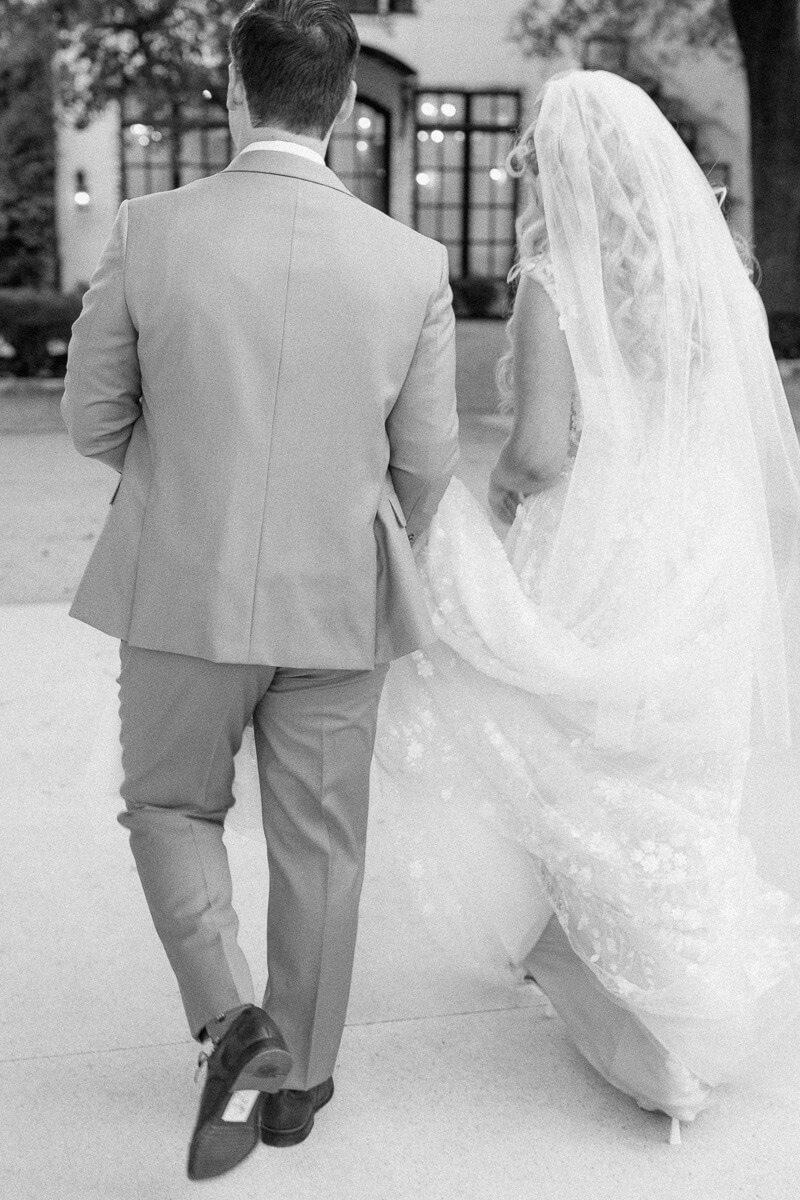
top-left (375, 473), bottom-right (800, 1115)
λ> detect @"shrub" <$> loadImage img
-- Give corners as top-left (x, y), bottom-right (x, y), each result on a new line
top-left (0, 289), bottom-right (82, 377)
top-left (769, 312), bottom-right (800, 360)
top-left (0, 2), bottom-right (57, 288)
top-left (450, 276), bottom-right (509, 320)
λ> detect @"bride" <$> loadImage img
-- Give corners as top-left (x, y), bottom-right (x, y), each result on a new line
top-left (373, 69), bottom-right (800, 1137)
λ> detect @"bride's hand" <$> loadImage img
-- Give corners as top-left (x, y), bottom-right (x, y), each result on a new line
top-left (488, 464), bottom-right (524, 525)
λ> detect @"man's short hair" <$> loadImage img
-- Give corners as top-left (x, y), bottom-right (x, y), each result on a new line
top-left (230, 0), bottom-right (360, 138)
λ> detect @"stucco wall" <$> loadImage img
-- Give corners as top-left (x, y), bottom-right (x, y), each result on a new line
top-left (356, 3), bottom-right (751, 239)
top-left (54, 2), bottom-right (753, 285)
top-left (354, 0), bottom-right (553, 93)
top-left (55, 106), bottom-right (121, 293)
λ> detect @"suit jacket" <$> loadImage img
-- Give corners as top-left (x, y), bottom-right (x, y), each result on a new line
top-left (62, 149), bottom-right (459, 668)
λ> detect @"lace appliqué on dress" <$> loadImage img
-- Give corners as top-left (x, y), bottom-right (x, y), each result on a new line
top-left (374, 471), bottom-right (800, 1121)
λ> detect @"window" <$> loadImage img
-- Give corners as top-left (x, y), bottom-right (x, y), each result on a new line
top-left (414, 91), bottom-right (521, 285)
top-left (327, 99), bottom-right (390, 212)
top-left (121, 93), bottom-right (233, 200)
top-left (345, 1), bottom-right (415, 12)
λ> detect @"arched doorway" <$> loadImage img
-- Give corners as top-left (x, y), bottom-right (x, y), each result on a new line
top-left (327, 97), bottom-right (390, 212)
top-left (328, 45), bottom-right (417, 217)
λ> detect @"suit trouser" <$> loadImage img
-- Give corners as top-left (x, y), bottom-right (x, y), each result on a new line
top-left (117, 642), bottom-right (388, 1091)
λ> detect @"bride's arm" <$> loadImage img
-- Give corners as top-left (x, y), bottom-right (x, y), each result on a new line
top-left (488, 275), bottom-right (574, 525)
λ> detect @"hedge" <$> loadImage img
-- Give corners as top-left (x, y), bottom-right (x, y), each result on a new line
top-left (769, 312), bottom-right (800, 360)
top-left (0, 289), bottom-right (82, 377)
top-left (450, 276), bottom-right (511, 320)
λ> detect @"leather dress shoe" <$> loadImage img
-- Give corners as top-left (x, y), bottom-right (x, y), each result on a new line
top-left (260, 1077), bottom-right (334, 1147)
top-left (187, 1006), bottom-right (292, 1181)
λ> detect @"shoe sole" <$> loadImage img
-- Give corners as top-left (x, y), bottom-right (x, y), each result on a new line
top-left (234, 1044), bottom-right (293, 1093)
top-left (188, 1121), bottom-right (260, 1181)
top-left (261, 1080), bottom-right (334, 1148)
top-left (187, 1047), bottom-right (293, 1179)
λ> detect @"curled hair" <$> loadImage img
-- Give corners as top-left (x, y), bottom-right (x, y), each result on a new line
top-left (496, 108), bottom-right (547, 410)
top-left (497, 81), bottom-right (757, 413)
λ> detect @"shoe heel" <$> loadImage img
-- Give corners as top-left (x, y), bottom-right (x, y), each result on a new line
top-left (236, 1046), bottom-right (293, 1093)
top-left (260, 1114), bottom-right (315, 1148)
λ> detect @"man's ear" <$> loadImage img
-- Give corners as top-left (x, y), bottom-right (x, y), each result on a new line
top-left (227, 61), bottom-right (247, 111)
top-left (334, 79), bottom-right (358, 127)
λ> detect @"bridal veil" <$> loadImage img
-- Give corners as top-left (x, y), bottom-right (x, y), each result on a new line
top-left (375, 70), bottom-right (800, 1103)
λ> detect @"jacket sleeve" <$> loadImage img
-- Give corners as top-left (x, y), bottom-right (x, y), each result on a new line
top-left (386, 243), bottom-right (459, 546)
top-left (61, 202), bottom-right (142, 473)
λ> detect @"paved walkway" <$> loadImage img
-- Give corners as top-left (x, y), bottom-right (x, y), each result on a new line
top-left (2, 403), bottom-right (799, 1199)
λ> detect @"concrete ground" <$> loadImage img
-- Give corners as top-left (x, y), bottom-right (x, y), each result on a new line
top-left (2, 382), bottom-right (799, 1200)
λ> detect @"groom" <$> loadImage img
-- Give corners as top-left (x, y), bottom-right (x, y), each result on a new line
top-left (62, 0), bottom-right (458, 1181)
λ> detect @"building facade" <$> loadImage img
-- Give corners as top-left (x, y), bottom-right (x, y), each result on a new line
top-left (55, 0), bottom-right (751, 304)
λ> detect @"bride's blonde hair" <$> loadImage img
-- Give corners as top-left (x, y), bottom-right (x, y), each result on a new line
top-left (496, 101), bottom-right (546, 410)
top-left (497, 76), bottom-right (757, 412)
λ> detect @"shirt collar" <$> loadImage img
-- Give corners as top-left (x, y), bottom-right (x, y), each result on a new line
top-left (237, 140), bottom-right (326, 166)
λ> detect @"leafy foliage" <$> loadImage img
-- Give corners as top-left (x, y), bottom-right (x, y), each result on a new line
top-left (0, 0), bottom-right (58, 287)
top-left (0, 287), bottom-right (82, 376)
top-left (510, 0), bottom-right (739, 62)
top-left (53, 0), bottom-right (235, 127)
top-left (509, 1), bottom-right (800, 327)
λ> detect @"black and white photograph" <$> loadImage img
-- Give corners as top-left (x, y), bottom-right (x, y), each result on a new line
top-left (1, 2), bottom-right (800, 1197)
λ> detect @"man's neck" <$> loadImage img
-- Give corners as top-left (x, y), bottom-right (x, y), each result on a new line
top-left (237, 127), bottom-right (328, 158)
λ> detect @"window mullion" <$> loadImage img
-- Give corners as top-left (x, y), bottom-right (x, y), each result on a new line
top-left (462, 93), bottom-right (472, 279)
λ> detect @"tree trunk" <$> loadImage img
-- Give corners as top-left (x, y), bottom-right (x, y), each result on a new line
top-left (729, 0), bottom-right (800, 334)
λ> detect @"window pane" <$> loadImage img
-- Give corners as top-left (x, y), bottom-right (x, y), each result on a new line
top-left (327, 100), bottom-right (389, 212)
top-left (470, 206), bottom-right (493, 243)
top-left (414, 90), bottom-right (519, 295)
top-left (471, 131), bottom-right (496, 169)
top-left (180, 162), bottom-right (210, 184)
top-left (206, 126), bottom-right (231, 163)
top-left (417, 92), bottom-right (466, 125)
top-left (122, 118), bottom-right (172, 198)
top-left (122, 94), bottom-right (232, 199)
top-left (180, 128), bottom-right (203, 165)
top-left (471, 93), bottom-right (519, 128)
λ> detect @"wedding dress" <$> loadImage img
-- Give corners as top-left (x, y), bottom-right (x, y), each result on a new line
top-left (93, 70), bottom-right (800, 1137)
top-left (374, 71), bottom-right (800, 1128)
